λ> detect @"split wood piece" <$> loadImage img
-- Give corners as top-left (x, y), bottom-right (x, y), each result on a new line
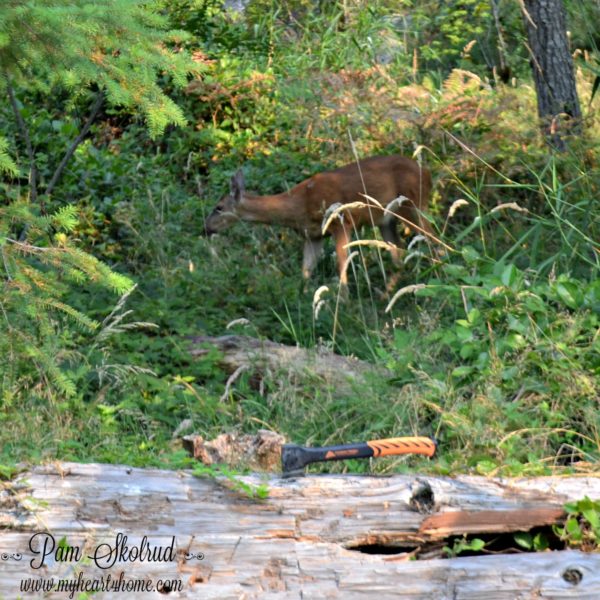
top-left (182, 429), bottom-right (284, 471)
top-left (419, 507), bottom-right (565, 538)
top-left (2, 463), bottom-right (600, 598)
top-left (188, 334), bottom-right (391, 396)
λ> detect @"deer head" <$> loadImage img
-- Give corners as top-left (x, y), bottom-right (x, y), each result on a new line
top-left (204, 170), bottom-right (245, 236)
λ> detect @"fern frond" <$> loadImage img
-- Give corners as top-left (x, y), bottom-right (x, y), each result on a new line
top-left (0, 136), bottom-right (18, 176)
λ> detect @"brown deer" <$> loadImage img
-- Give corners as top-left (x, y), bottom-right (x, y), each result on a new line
top-left (204, 154), bottom-right (434, 287)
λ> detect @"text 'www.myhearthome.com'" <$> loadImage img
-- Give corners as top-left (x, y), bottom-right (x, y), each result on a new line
top-left (20, 571), bottom-right (183, 599)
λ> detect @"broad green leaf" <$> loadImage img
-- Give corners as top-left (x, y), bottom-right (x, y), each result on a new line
top-left (533, 532), bottom-right (549, 551)
top-left (554, 280), bottom-right (583, 309)
top-left (514, 532), bottom-right (533, 550)
top-left (501, 263), bottom-right (519, 288)
top-left (452, 365), bottom-right (475, 378)
top-left (469, 538), bottom-right (486, 551)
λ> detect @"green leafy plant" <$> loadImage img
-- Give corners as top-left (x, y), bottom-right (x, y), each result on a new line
top-left (554, 497), bottom-right (600, 551)
top-left (0, 463), bottom-right (19, 480)
top-left (443, 535), bottom-right (486, 557)
top-left (192, 464), bottom-right (269, 500)
top-left (513, 531), bottom-right (550, 552)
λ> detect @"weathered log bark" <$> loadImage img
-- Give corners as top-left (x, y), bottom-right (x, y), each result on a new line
top-left (522, 0), bottom-right (582, 150)
top-left (2, 462), bottom-right (600, 598)
top-left (188, 335), bottom-right (390, 396)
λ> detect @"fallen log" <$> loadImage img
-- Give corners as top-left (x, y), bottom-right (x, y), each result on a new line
top-left (2, 462), bottom-right (600, 598)
top-left (188, 334), bottom-right (390, 396)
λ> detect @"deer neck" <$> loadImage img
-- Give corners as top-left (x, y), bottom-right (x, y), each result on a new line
top-left (238, 189), bottom-right (306, 229)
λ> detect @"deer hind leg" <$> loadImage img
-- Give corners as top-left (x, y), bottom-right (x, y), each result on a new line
top-left (302, 237), bottom-right (325, 280)
top-left (379, 221), bottom-right (402, 266)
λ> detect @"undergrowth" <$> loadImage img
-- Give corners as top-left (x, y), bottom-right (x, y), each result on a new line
top-left (1, 0), bottom-right (598, 476)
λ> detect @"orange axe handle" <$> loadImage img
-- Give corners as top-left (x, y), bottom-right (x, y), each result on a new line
top-left (282, 436), bottom-right (437, 476)
top-left (366, 436), bottom-right (437, 458)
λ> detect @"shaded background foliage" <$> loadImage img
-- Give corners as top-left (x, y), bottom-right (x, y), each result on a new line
top-left (0, 0), bottom-right (598, 474)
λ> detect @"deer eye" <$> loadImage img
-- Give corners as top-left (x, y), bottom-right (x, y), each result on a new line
top-left (214, 206), bottom-right (223, 214)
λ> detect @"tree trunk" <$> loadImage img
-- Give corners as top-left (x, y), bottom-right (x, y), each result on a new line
top-left (522, 0), bottom-right (582, 150)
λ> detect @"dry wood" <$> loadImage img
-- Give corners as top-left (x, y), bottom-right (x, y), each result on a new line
top-left (182, 429), bottom-right (284, 471)
top-left (188, 334), bottom-right (390, 396)
top-left (2, 462), bottom-right (600, 598)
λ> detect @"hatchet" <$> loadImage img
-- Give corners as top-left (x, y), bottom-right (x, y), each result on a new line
top-left (281, 436), bottom-right (437, 477)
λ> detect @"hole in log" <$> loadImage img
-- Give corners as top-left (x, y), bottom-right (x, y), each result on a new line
top-left (409, 481), bottom-right (435, 513)
top-left (349, 543), bottom-right (418, 555)
top-left (562, 568), bottom-right (583, 585)
top-left (345, 527), bottom-right (565, 559)
top-left (440, 527), bottom-right (565, 558)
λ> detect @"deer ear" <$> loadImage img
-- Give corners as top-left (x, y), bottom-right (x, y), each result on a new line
top-left (230, 169), bottom-right (245, 202)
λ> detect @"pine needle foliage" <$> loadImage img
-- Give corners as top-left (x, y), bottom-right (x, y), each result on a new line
top-left (0, 0), bottom-right (202, 137)
top-left (1, 200), bottom-right (134, 399)
top-left (0, 1), bottom-right (201, 401)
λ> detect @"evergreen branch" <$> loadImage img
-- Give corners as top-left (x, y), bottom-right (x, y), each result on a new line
top-left (5, 238), bottom-right (53, 253)
top-left (45, 90), bottom-right (105, 197)
top-left (1, 247), bottom-right (13, 281)
top-left (6, 78), bottom-right (41, 211)
top-left (37, 296), bottom-right (99, 331)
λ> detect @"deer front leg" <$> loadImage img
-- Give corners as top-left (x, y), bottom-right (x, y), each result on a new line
top-left (332, 224), bottom-right (352, 288)
top-left (302, 237), bottom-right (325, 280)
top-left (379, 221), bottom-right (404, 296)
